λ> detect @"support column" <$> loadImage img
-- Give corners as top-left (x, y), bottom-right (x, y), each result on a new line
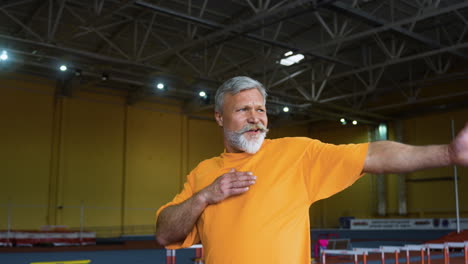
top-left (372, 123), bottom-right (388, 216)
top-left (394, 121), bottom-right (407, 215)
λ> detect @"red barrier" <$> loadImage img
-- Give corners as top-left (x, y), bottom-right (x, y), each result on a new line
top-left (165, 245), bottom-right (203, 264)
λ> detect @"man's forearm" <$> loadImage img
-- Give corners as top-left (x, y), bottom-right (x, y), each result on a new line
top-left (364, 141), bottom-right (452, 174)
top-left (156, 192), bottom-right (208, 246)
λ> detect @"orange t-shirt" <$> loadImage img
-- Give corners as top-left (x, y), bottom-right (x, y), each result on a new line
top-left (157, 137), bottom-right (368, 264)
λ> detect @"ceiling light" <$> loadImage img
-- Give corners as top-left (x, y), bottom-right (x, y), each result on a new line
top-left (156, 83), bottom-right (164, 90)
top-left (59, 65), bottom-right (67, 71)
top-left (283, 106), bottom-right (289, 113)
top-left (101, 73), bottom-right (109, 81)
top-left (199, 91), bottom-right (206, 97)
top-left (279, 54), bottom-right (304, 66)
top-left (74, 69), bottom-right (82, 76)
top-left (284, 51), bottom-right (293, 56)
top-left (0, 50), bottom-right (8, 61)
top-left (352, 120), bottom-right (358, 125)
top-left (340, 118), bottom-right (347, 125)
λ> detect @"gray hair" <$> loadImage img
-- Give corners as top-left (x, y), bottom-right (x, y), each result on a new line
top-left (215, 76), bottom-right (268, 113)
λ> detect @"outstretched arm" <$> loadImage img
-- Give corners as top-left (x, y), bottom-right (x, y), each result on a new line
top-left (155, 169), bottom-right (256, 246)
top-left (363, 123), bottom-right (468, 174)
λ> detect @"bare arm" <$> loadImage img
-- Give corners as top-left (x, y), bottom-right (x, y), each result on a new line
top-left (363, 123), bottom-right (468, 174)
top-left (155, 192), bottom-right (208, 246)
top-left (155, 169), bottom-right (256, 246)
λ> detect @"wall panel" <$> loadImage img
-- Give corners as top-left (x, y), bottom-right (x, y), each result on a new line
top-left (187, 118), bottom-right (224, 174)
top-left (124, 105), bottom-right (183, 228)
top-left (58, 94), bottom-right (125, 229)
top-left (0, 78), bottom-right (54, 229)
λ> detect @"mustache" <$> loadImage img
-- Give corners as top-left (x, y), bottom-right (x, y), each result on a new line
top-left (236, 123), bottom-right (269, 134)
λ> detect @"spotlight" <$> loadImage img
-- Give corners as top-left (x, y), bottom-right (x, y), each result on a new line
top-left (59, 65), bottom-right (67, 72)
top-left (340, 118), bottom-right (347, 125)
top-left (352, 120), bottom-right (358, 125)
top-left (101, 73), bottom-right (109, 81)
top-left (199, 91), bottom-right (207, 97)
top-left (156, 83), bottom-right (164, 90)
top-left (0, 50), bottom-right (8, 61)
top-left (283, 106), bottom-right (289, 113)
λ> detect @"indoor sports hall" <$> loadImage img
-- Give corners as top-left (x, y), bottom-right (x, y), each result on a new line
top-left (1, 0), bottom-right (467, 263)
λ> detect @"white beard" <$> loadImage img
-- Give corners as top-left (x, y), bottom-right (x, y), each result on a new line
top-left (224, 125), bottom-right (268, 154)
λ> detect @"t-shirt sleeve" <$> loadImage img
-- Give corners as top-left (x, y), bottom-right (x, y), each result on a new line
top-left (303, 140), bottom-right (369, 204)
top-left (155, 173), bottom-right (200, 249)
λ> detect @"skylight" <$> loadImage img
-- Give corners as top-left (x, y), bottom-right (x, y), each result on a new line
top-left (279, 52), bottom-right (304, 66)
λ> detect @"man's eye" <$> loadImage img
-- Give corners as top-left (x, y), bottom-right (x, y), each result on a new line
top-left (258, 109), bottom-right (265, 112)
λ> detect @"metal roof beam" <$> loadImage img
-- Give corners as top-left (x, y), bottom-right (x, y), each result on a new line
top-left (0, 33), bottom-right (164, 71)
top-left (320, 68), bottom-right (468, 104)
top-left (315, 41), bottom-right (468, 83)
top-left (0, 7), bottom-right (44, 41)
top-left (134, 0), bottom-right (353, 66)
top-left (325, 1), bottom-right (468, 59)
top-left (135, 0), bottom-right (353, 66)
top-left (309, 1), bottom-right (468, 52)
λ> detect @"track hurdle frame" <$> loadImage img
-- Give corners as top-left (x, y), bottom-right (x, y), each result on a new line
top-left (354, 247), bottom-right (393, 264)
top-left (401, 245), bottom-right (426, 264)
top-left (425, 243), bottom-right (449, 264)
top-left (380, 246), bottom-right (401, 264)
top-left (445, 242), bottom-right (468, 264)
top-left (165, 244), bottom-right (203, 264)
top-left (322, 249), bottom-right (366, 264)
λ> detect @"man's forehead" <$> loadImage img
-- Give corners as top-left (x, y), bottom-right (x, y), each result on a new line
top-left (226, 88), bottom-right (264, 101)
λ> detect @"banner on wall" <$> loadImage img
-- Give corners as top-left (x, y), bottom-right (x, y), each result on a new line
top-left (350, 218), bottom-right (468, 230)
top-left (0, 230), bottom-right (95, 246)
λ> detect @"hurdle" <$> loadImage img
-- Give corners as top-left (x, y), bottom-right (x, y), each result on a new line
top-left (445, 242), bottom-right (468, 264)
top-left (401, 245), bottom-right (426, 264)
top-left (354, 247), bottom-right (397, 264)
top-left (425, 243), bottom-right (449, 264)
top-left (166, 244), bottom-right (203, 264)
top-left (322, 249), bottom-right (366, 264)
top-left (323, 247), bottom-right (402, 264)
top-left (380, 246), bottom-right (402, 264)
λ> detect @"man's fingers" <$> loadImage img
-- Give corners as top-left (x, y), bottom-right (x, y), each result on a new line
top-left (229, 179), bottom-right (255, 188)
top-left (223, 171), bottom-right (256, 181)
top-left (228, 187), bottom-right (250, 196)
top-left (208, 170), bottom-right (258, 202)
top-left (230, 174), bottom-right (256, 182)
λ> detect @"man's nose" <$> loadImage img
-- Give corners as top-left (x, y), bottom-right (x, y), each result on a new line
top-left (247, 110), bottom-right (260, 123)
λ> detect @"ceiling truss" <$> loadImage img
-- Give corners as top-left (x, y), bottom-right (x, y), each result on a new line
top-left (0, 0), bottom-right (467, 125)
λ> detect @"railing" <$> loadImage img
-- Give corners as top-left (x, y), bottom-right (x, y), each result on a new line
top-left (322, 241), bottom-right (468, 264)
top-left (0, 201), bottom-right (159, 246)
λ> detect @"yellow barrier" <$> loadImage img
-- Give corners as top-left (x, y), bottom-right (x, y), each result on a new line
top-left (30, 260), bottom-right (91, 264)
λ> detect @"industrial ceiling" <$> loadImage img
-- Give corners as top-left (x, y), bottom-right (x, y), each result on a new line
top-left (1, 0), bottom-right (468, 125)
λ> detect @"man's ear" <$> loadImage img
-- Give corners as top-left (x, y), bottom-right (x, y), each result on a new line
top-left (215, 111), bottom-right (223, 127)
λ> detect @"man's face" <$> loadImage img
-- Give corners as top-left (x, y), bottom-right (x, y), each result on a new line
top-left (215, 88), bottom-right (268, 153)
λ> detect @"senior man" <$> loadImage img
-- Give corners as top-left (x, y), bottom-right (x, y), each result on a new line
top-left (155, 76), bottom-right (468, 264)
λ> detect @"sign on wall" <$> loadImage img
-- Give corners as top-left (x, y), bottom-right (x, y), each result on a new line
top-left (350, 218), bottom-right (468, 229)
